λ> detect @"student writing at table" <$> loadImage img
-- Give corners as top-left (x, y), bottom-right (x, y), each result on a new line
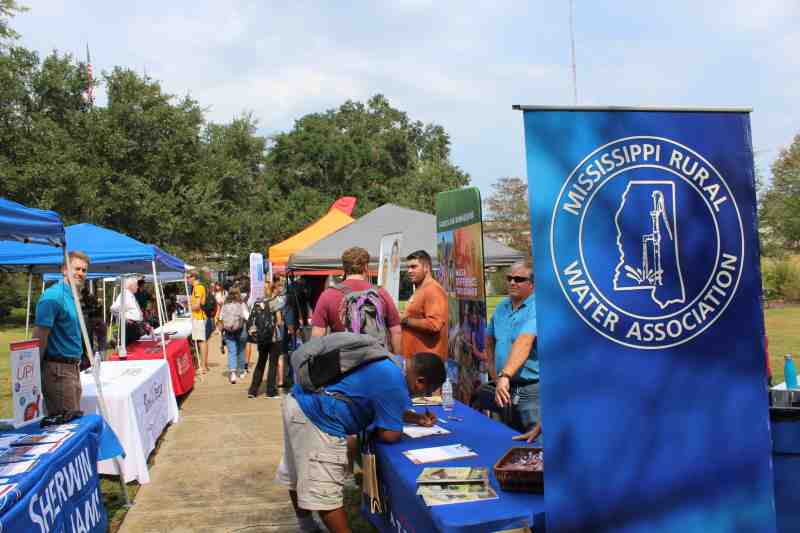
top-left (275, 346), bottom-right (446, 533)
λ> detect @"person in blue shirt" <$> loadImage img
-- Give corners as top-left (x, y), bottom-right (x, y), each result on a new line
top-left (276, 350), bottom-right (446, 533)
top-left (32, 250), bottom-right (90, 414)
top-left (487, 259), bottom-right (540, 435)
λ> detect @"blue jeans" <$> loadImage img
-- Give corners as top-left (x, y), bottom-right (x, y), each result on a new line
top-left (224, 331), bottom-right (245, 373)
top-left (477, 381), bottom-right (539, 434)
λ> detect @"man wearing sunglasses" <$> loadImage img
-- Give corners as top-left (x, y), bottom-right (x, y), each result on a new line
top-left (486, 259), bottom-right (540, 437)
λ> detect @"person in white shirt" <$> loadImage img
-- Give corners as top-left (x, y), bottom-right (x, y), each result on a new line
top-left (111, 277), bottom-right (146, 345)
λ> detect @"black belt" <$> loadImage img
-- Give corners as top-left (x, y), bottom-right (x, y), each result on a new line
top-left (45, 354), bottom-right (81, 365)
top-left (511, 379), bottom-right (539, 387)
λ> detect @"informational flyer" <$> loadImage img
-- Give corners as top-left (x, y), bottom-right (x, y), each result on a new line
top-left (377, 233), bottom-right (403, 307)
top-left (436, 188), bottom-right (488, 403)
top-left (9, 340), bottom-right (43, 427)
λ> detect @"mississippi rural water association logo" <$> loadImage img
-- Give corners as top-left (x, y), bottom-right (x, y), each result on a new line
top-left (550, 136), bottom-right (745, 349)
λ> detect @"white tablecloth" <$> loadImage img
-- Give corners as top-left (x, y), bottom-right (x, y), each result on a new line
top-left (152, 316), bottom-right (193, 339)
top-left (80, 359), bottom-right (180, 483)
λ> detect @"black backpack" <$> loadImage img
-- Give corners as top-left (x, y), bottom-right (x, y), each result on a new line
top-left (247, 300), bottom-right (275, 343)
top-left (201, 285), bottom-right (216, 317)
top-left (291, 332), bottom-right (390, 392)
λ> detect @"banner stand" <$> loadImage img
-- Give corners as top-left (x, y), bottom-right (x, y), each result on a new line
top-left (63, 248), bottom-right (130, 507)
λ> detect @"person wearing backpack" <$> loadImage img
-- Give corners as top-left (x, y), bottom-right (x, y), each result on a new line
top-left (276, 333), bottom-right (446, 533)
top-left (219, 288), bottom-right (247, 384)
top-left (246, 283), bottom-right (283, 398)
top-left (310, 247), bottom-right (402, 353)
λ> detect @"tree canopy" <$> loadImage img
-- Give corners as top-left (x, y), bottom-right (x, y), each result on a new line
top-left (760, 134), bottom-right (800, 254)
top-left (0, 7), bottom-right (468, 271)
top-left (484, 176), bottom-right (531, 254)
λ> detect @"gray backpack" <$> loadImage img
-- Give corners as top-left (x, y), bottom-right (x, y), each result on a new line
top-left (291, 332), bottom-right (390, 392)
top-left (335, 283), bottom-right (389, 348)
top-left (220, 303), bottom-right (245, 333)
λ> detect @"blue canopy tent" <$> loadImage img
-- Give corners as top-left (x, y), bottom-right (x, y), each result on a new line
top-left (0, 223), bottom-right (185, 273)
top-left (0, 223), bottom-right (187, 357)
top-left (0, 199), bottom-right (129, 503)
top-left (0, 198), bottom-right (65, 247)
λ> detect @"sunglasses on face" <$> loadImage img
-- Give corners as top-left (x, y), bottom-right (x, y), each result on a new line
top-left (506, 275), bottom-right (531, 284)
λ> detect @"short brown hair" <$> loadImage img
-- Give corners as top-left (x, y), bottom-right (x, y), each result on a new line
top-left (63, 250), bottom-right (90, 269)
top-left (341, 247), bottom-right (370, 275)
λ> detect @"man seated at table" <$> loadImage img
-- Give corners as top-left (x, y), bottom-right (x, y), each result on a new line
top-left (276, 349), bottom-right (446, 533)
top-left (111, 277), bottom-right (148, 345)
top-left (33, 250), bottom-right (90, 415)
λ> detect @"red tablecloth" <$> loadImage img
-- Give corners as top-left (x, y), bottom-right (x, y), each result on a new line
top-left (110, 338), bottom-right (195, 396)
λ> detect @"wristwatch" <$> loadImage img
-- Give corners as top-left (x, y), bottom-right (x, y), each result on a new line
top-left (498, 371), bottom-right (511, 380)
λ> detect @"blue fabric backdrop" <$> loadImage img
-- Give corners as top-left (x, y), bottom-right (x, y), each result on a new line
top-left (0, 223), bottom-right (184, 273)
top-left (521, 108), bottom-right (775, 533)
top-left (0, 198), bottom-right (65, 247)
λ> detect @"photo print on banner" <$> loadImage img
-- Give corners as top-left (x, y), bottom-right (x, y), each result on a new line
top-left (436, 188), bottom-right (488, 404)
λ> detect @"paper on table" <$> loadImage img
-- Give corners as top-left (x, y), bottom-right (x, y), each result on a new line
top-left (419, 484), bottom-right (499, 506)
top-left (0, 459), bottom-right (37, 478)
top-left (402, 425), bottom-right (451, 439)
top-left (402, 444), bottom-right (477, 464)
top-left (0, 443), bottom-right (59, 463)
top-left (412, 395), bottom-right (443, 406)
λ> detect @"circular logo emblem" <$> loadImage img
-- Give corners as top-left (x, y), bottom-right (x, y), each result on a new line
top-left (550, 136), bottom-right (744, 349)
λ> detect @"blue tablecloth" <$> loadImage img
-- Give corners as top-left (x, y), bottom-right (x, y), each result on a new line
top-left (0, 414), bottom-right (123, 533)
top-left (772, 414), bottom-right (800, 533)
top-left (364, 401), bottom-right (546, 533)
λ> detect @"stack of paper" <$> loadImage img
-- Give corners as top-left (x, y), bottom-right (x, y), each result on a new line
top-left (414, 467), bottom-right (497, 506)
top-left (412, 395), bottom-right (443, 406)
top-left (402, 444), bottom-right (477, 464)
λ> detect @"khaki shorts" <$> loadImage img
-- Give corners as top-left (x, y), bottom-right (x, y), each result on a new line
top-left (275, 394), bottom-right (348, 511)
top-left (43, 359), bottom-right (82, 414)
top-left (191, 318), bottom-right (207, 341)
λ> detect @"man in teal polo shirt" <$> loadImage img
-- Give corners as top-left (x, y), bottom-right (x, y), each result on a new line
top-left (487, 259), bottom-right (539, 434)
top-left (33, 250), bottom-right (90, 414)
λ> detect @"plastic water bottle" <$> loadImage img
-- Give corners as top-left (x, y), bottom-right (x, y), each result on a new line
top-left (785, 354), bottom-right (798, 390)
top-left (442, 379), bottom-right (454, 412)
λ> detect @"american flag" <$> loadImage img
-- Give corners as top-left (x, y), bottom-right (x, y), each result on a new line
top-left (85, 44), bottom-right (94, 105)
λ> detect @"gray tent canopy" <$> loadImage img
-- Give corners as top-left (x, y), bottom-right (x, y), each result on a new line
top-left (288, 204), bottom-right (526, 271)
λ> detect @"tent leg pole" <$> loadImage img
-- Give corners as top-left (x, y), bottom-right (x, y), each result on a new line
top-left (151, 262), bottom-right (168, 360)
top-left (25, 271), bottom-right (32, 338)
top-left (62, 249), bottom-right (130, 507)
top-left (102, 280), bottom-right (106, 325)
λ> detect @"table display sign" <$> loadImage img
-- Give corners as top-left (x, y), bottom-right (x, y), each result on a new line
top-left (249, 252), bottom-right (265, 306)
top-left (518, 106), bottom-right (775, 532)
top-left (377, 232), bottom-right (403, 307)
top-left (436, 187), bottom-right (488, 404)
top-left (9, 340), bottom-right (43, 427)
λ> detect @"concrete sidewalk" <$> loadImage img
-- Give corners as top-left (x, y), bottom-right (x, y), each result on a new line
top-left (119, 333), bottom-right (302, 533)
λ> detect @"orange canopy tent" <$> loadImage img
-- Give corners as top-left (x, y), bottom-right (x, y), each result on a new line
top-left (268, 197), bottom-right (356, 273)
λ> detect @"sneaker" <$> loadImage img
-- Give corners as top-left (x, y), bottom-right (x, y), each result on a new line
top-left (247, 393), bottom-right (256, 399)
top-left (239, 371), bottom-right (247, 379)
top-left (229, 371), bottom-right (237, 384)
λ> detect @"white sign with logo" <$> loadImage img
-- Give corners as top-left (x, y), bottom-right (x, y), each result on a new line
top-left (249, 253), bottom-right (265, 306)
top-left (378, 233), bottom-right (403, 307)
top-left (9, 340), bottom-right (44, 427)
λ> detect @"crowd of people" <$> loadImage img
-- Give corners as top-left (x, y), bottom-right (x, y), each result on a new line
top-left (28, 245), bottom-right (541, 533)
top-left (273, 246), bottom-right (541, 533)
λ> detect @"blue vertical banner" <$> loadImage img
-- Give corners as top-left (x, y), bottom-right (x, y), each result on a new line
top-left (518, 107), bottom-right (775, 533)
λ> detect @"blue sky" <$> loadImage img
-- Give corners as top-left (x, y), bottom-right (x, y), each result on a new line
top-left (12, 1), bottom-right (800, 198)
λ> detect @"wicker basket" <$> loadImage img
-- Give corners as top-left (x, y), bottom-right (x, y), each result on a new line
top-left (493, 447), bottom-right (544, 493)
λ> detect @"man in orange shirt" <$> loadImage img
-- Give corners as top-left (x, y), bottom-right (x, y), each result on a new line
top-left (400, 250), bottom-right (448, 360)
